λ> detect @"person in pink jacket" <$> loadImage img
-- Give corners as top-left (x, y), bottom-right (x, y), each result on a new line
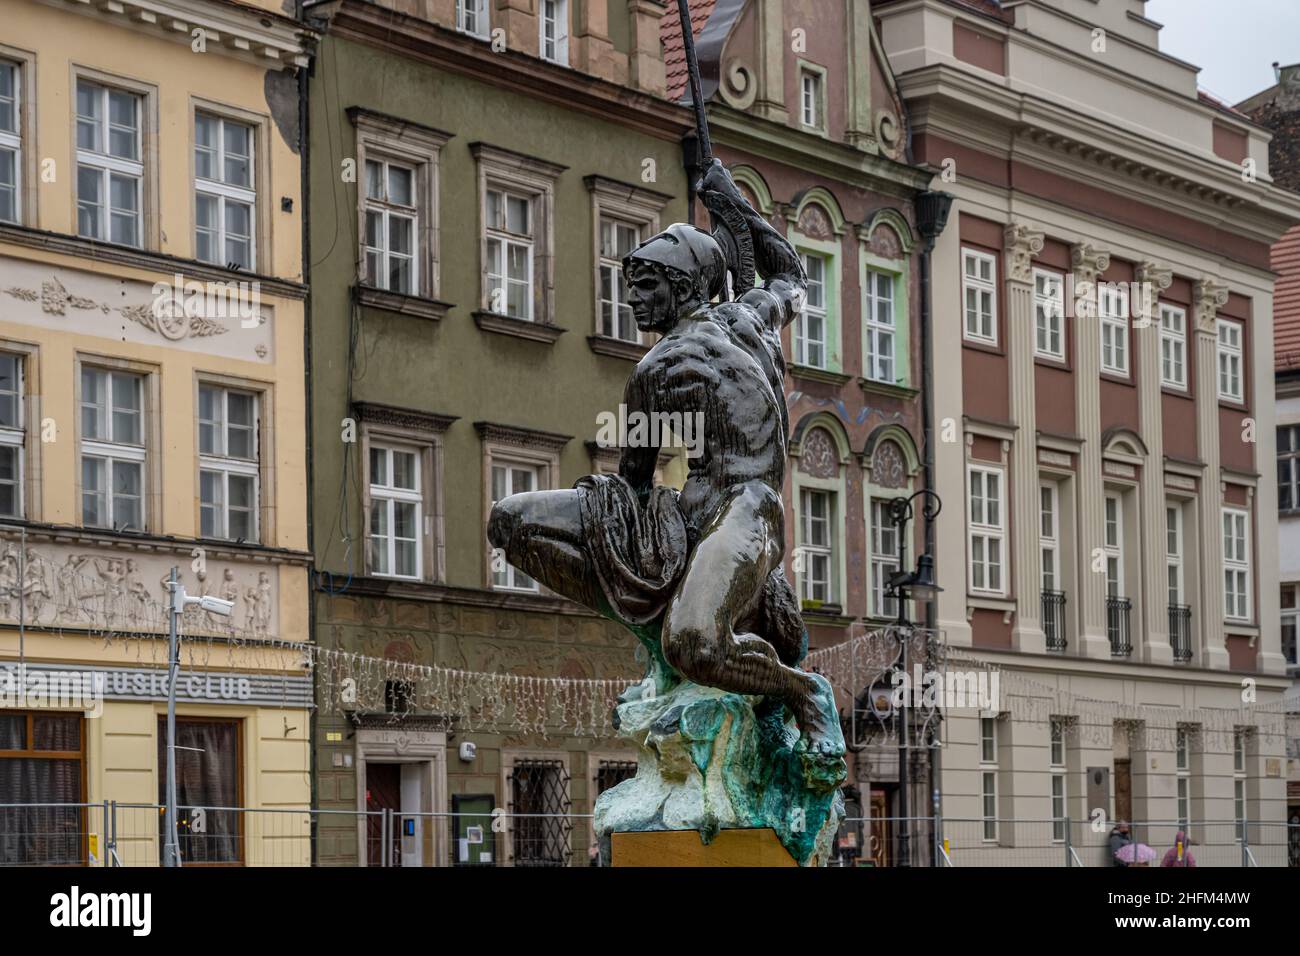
top-left (1161, 831), bottom-right (1197, 867)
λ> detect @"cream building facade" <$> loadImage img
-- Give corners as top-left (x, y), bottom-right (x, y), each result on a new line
top-left (0, 0), bottom-right (314, 865)
top-left (877, 0), bottom-right (1300, 864)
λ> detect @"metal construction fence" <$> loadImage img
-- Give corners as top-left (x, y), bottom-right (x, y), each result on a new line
top-left (1, 803), bottom-right (1295, 867)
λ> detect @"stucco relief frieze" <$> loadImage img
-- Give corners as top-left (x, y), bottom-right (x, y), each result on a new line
top-left (0, 538), bottom-right (279, 638)
top-left (0, 258), bottom-right (274, 362)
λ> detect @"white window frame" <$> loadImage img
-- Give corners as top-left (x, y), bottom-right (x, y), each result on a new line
top-left (457, 0), bottom-right (489, 38)
top-left (796, 252), bottom-right (828, 369)
top-left (864, 269), bottom-right (896, 383)
top-left (491, 459), bottom-right (542, 592)
top-left (75, 79), bottom-right (143, 248)
top-left (198, 384), bottom-right (260, 543)
top-left (0, 351), bottom-right (24, 518)
top-left (980, 717), bottom-right (997, 842)
top-left (80, 367), bottom-right (146, 531)
top-left (1040, 481), bottom-right (1058, 593)
top-left (799, 488), bottom-right (835, 605)
top-left (1103, 493), bottom-right (1124, 597)
top-left (1099, 282), bottom-right (1130, 376)
top-left (1175, 727), bottom-right (1191, 833)
top-left (369, 443), bottom-right (424, 581)
top-left (1233, 729), bottom-right (1247, 842)
top-left (1279, 425), bottom-right (1300, 514)
top-left (539, 0), bottom-right (569, 65)
top-left (0, 58), bottom-right (21, 225)
top-left (869, 498), bottom-right (898, 620)
top-left (799, 68), bottom-right (824, 131)
top-left (1167, 503), bottom-right (1183, 608)
top-left (1217, 319), bottom-right (1244, 403)
top-left (1222, 507), bottom-right (1251, 622)
top-left (967, 464), bottom-right (1005, 596)
top-left (1049, 718), bottom-right (1067, 841)
top-left (598, 215), bottom-right (642, 343)
top-left (1282, 586), bottom-right (1299, 668)
top-left (1160, 304), bottom-right (1188, 390)
top-left (485, 185), bottom-right (536, 322)
top-left (962, 249), bottom-right (997, 345)
top-left (363, 156), bottom-right (418, 295)
top-left (194, 111), bottom-right (256, 270)
top-left (1033, 268), bottom-right (1065, 361)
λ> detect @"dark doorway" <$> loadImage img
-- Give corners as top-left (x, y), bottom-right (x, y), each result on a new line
top-left (365, 762), bottom-right (402, 867)
top-left (1114, 758), bottom-right (1132, 824)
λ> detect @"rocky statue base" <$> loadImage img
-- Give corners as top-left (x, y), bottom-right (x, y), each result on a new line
top-left (595, 675), bottom-right (845, 867)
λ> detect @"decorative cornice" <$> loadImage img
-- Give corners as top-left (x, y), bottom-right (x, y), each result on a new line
top-left (468, 142), bottom-right (568, 182)
top-left (473, 311), bottom-right (566, 344)
top-left (1069, 242), bottom-right (1111, 284)
top-left (789, 365), bottom-right (852, 388)
top-left (583, 175), bottom-right (674, 210)
top-left (0, 519), bottom-right (311, 566)
top-left (346, 107), bottom-right (454, 151)
top-left (353, 401), bottom-right (458, 435)
top-left (473, 421), bottom-right (572, 452)
top-left (1003, 223), bottom-right (1045, 283)
top-left (355, 285), bottom-right (453, 321)
top-left (1193, 277), bottom-right (1231, 331)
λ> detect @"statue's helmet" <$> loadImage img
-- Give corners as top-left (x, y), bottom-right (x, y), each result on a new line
top-left (623, 223), bottom-right (726, 302)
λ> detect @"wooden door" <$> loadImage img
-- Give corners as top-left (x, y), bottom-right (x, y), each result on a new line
top-left (365, 762), bottom-right (402, 867)
top-left (1114, 758), bottom-right (1132, 823)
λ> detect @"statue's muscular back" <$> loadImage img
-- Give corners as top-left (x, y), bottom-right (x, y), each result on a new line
top-left (627, 289), bottom-right (791, 537)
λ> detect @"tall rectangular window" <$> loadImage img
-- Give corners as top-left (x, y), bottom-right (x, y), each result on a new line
top-left (980, 716), bottom-right (997, 841)
top-left (795, 253), bottom-right (827, 368)
top-left (599, 217), bottom-right (641, 342)
top-left (1217, 319), bottom-right (1243, 402)
top-left (1160, 304), bottom-right (1187, 390)
top-left (1233, 729), bottom-right (1247, 841)
top-left (0, 713), bottom-right (84, 865)
top-left (0, 352), bottom-right (24, 517)
top-left (364, 158), bottom-right (417, 294)
top-left (1175, 727), bottom-right (1191, 833)
top-left (491, 462), bottom-right (539, 591)
top-left (457, 0), bottom-right (489, 37)
top-left (1040, 482), bottom-right (1058, 592)
top-left (1103, 494), bottom-right (1124, 597)
top-left (0, 60), bottom-right (20, 224)
top-left (75, 80), bottom-right (142, 247)
top-left (195, 113), bottom-right (254, 269)
top-left (968, 465), bottom-right (1004, 595)
top-left (1278, 425), bottom-right (1300, 512)
top-left (486, 187), bottom-right (534, 321)
top-left (800, 70), bottom-right (823, 129)
top-left (539, 0), bottom-right (569, 65)
top-left (80, 367), bottom-right (144, 530)
top-left (1050, 718), bottom-right (1066, 842)
top-left (1282, 586), bottom-right (1298, 668)
top-left (157, 717), bottom-right (241, 864)
top-left (1033, 269), bottom-right (1064, 360)
top-left (1099, 283), bottom-right (1130, 376)
top-left (1166, 504), bottom-right (1183, 606)
top-left (962, 250), bottom-right (997, 344)
top-left (1223, 508), bottom-right (1250, 621)
top-left (199, 385), bottom-right (258, 542)
top-left (799, 489), bottom-right (834, 604)
top-left (369, 444), bottom-right (422, 579)
top-left (870, 499), bottom-right (898, 619)
top-left (864, 270), bottom-right (896, 383)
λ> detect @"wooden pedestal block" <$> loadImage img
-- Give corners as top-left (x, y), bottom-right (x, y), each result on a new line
top-left (610, 828), bottom-right (797, 867)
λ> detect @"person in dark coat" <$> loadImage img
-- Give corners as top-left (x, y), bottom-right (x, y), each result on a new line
top-left (1109, 821), bottom-right (1132, 866)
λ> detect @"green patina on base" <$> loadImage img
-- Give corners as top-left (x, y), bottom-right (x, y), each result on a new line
top-left (596, 623), bottom-right (846, 867)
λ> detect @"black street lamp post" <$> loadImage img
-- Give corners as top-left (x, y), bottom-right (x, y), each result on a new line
top-left (884, 489), bottom-right (943, 868)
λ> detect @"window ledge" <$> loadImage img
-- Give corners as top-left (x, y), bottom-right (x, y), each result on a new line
top-left (588, 335), bottom-right (649, 361)
top-left (473, 310), bottom-right (565, 344)
top-left (356, 285), bottom-right (453, 321)
top-left (801, 603), bottom-right (854, 627)
top-left (1223, 622), bottom-right (1260, 636)
top-left (967, 595), bottom-right (1016, 624)
top-left (858, 377), bottom-right (919, 401)
top-left (791, 364), bottom-right (852, 387)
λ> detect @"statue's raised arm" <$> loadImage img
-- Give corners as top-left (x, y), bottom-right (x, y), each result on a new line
top-left (696, 159), bottom-right (807, 330)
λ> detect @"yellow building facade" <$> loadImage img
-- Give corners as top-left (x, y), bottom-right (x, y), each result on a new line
top-left (0, 0), bottom-right (314, 865)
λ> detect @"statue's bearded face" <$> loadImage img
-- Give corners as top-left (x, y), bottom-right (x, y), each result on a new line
top-left (626, 260), bottom-right (690, 333)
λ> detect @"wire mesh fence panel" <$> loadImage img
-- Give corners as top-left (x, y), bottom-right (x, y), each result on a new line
top-left (439, 812), bottom-right (598, 867)
top-left (940, 818), bottom-right (1083, 867)
top-left (0, 803), bottom-right (102, 866)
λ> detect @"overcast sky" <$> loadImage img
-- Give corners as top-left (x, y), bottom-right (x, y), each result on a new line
top-left (1145, 0), bottom-right (1300, 104)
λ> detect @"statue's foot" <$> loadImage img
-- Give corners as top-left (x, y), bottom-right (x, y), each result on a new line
top-left (794, 673), bottom-right (845, 756)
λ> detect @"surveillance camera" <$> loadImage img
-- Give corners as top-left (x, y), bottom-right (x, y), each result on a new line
top-left (198, 595), bottom-right (235, 616)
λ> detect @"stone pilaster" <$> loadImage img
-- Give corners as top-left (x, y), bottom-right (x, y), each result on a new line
top-left (1072, 243), bottom-right (1113, 659)
top-left (1005, 223), bottom-right (1046, 654)
top-left (1194, 277), bottom-right (1231, 670)
top-left (754, 0), bottom-right (789, 123)
top-left (844, 0), bottom-right (876, 150)
top-left (625, 0), bottom-right (667, 95)
top-left (1135, 261), bottom-right (1174, 665)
